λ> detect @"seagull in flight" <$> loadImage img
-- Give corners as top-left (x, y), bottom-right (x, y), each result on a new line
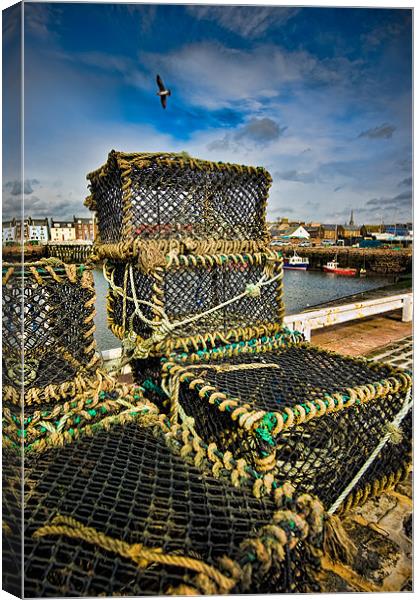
top-left (156, 74), bottom-right (171, 109)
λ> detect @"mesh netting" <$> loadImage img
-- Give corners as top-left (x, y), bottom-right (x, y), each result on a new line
top-left (163, 344), bottom-right (412, 511)
top-left (130, 356), bottom-right (169, 406)
top-left (2, 261), bottom-right (99, 404)
top-left (130, 331), bottom-right (305, 409)
top-left (106, 251), bottom-right (284, 355)
top-left (86, 151), bottom-right (271, 247)
top-left (21, 420), bottom-right (324, 596)
top-left (2, 446), bottom-right (23, 597)
top-left (2, 384), bottom-right (157, 452)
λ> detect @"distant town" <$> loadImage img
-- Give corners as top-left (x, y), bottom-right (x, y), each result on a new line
top-left (268, 212), bottom-right (412, 249)
top-left (2, 212), bottom-right (413, 248)
top-left (2, 216), bottom-right (96, 245)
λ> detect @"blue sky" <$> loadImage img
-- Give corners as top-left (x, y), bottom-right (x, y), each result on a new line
top-left (3, 2), bottom-right (412, 223)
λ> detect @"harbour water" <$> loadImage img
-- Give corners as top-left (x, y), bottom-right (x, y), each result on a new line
top-left (93, 269), bottom-right (393, 351)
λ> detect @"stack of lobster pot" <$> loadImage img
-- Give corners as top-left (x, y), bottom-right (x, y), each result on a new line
top-left (85, 150), bottom-right (300, 401)
top-left (86, 150), bottom-right (412, 518)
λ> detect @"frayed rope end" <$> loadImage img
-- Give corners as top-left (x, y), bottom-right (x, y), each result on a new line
top-left (323, 513), bottom-right (356, 565)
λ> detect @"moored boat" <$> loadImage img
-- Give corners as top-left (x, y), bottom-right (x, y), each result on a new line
top-left (284, 251), bottom-right (310, 271)
top-left (323, 258), bottom-right (357, 276)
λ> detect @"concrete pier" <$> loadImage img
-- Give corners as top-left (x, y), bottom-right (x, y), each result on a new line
top-left (284, 291), bottom-right (412, 342)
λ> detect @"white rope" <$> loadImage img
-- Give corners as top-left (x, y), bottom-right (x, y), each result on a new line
top-left (103, 261), bottom-right (169, 325)
top-left (104, 260), bottom-right (282, 337)
top-left (128, 263), bottom-right (172, 330)
top-left (167, 270), bottom-right (282, 330)
top-left (327, 386), bottom-right (412, 515)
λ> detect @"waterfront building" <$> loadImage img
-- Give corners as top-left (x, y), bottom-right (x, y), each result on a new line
top-left (341, 224), bottom-right (361, 242)
top-left (73, 216), bottom-right (96, 241)
top-left (15, 218), bottom-right (30, 242)
top-left (280, 225), bottom-right (310, 240)
top-left (28, 218), bottom-right (49, 243)
top-left (320, 224), bottom-right (343, 240)
top-left (269, 226), bottom-right (283, 239)
top-left (305, 225), bottom-right (322, 245)
top-left (360, 224), bottom-right (384, 237)
top-left (50, 220), bottom-right (76, 242)
top-left (2, 219), bottom-right (16, 244)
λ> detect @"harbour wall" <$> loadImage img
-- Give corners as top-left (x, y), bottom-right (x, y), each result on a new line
top-left (279, 246), bottom-right (412, 275)
top-left (2, 243), bottom-right (412, 275)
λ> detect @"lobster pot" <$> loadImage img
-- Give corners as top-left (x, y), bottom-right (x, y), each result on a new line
top-left (131, 330), bottom-right (306, 407)
top-left (2, 447), bottom-right (22, 597)
top-left (2, 383), bottom-right (156, 453)
top-left (162, 343), bottom-right (412, 514)
top-left (106, 250), bottom-right (285, 357)
top-left (85, 151), bottom-right (272, 258)
top-left (21, 415), bottom-right (325, 596)
top-left (2, 261), bottom-right (99, 406)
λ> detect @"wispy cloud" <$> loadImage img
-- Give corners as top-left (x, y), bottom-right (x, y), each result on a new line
top-left (55, 50), bottom-right (151, 90)
top-left (25, 3), bottom-right (62, 41)
top-left (186, 6), bottom-right (300, 38)
top-left (362, 20), bottom-right (406, 50)
top-left (366, 190), bottom-right (411, 206)
top-left (358, 123), bottom-right (396, 139)
top-left (275, 170), bottom-right (316, 184)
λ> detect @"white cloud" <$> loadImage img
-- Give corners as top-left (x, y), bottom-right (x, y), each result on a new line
top-left (141, 42), bottom-right (355, 111)
top-left (186, 6), bottom-right (300, 38)
top-left (22, 123), bottom-right (180, 220)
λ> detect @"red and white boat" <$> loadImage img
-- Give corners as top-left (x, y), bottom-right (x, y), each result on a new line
top-left (323, 258), bottom-right (357, 276)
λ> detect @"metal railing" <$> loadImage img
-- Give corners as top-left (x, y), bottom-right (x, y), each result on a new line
top-left (100, 292), bottom-right (413, 363)
top-left (283, 292), bottom-right (413, 341)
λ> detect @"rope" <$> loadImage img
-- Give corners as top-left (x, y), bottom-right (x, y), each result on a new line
top-left (127, 262), bottom-right (281, 331)
top-left (104, 257), bottom-right (282, 356)
top-left (103, 261), bottom-right (167, 326)
top-left (327, 386), bottom-right (412, 515)
top-left (33, 515), bottom-right (236, 593)
top-left (203, 363), bottom-right (281, 373)
top-left (163, 362), bottom-right (280, 429)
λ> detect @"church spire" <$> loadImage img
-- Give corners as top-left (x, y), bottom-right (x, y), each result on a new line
top-left (349, 209), bottom-right (354, 226)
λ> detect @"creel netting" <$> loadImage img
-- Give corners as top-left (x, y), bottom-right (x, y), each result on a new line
top-left (165, 345), bottom-right (412, 511)
top-left (106, 251), bottom-right (284, 353)
top-left (21, 422), bottom-right (323, 596)
top-left (2, 262), bottom-right (99, 403)
top-left (86, 151), bottom-right (272, 245)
